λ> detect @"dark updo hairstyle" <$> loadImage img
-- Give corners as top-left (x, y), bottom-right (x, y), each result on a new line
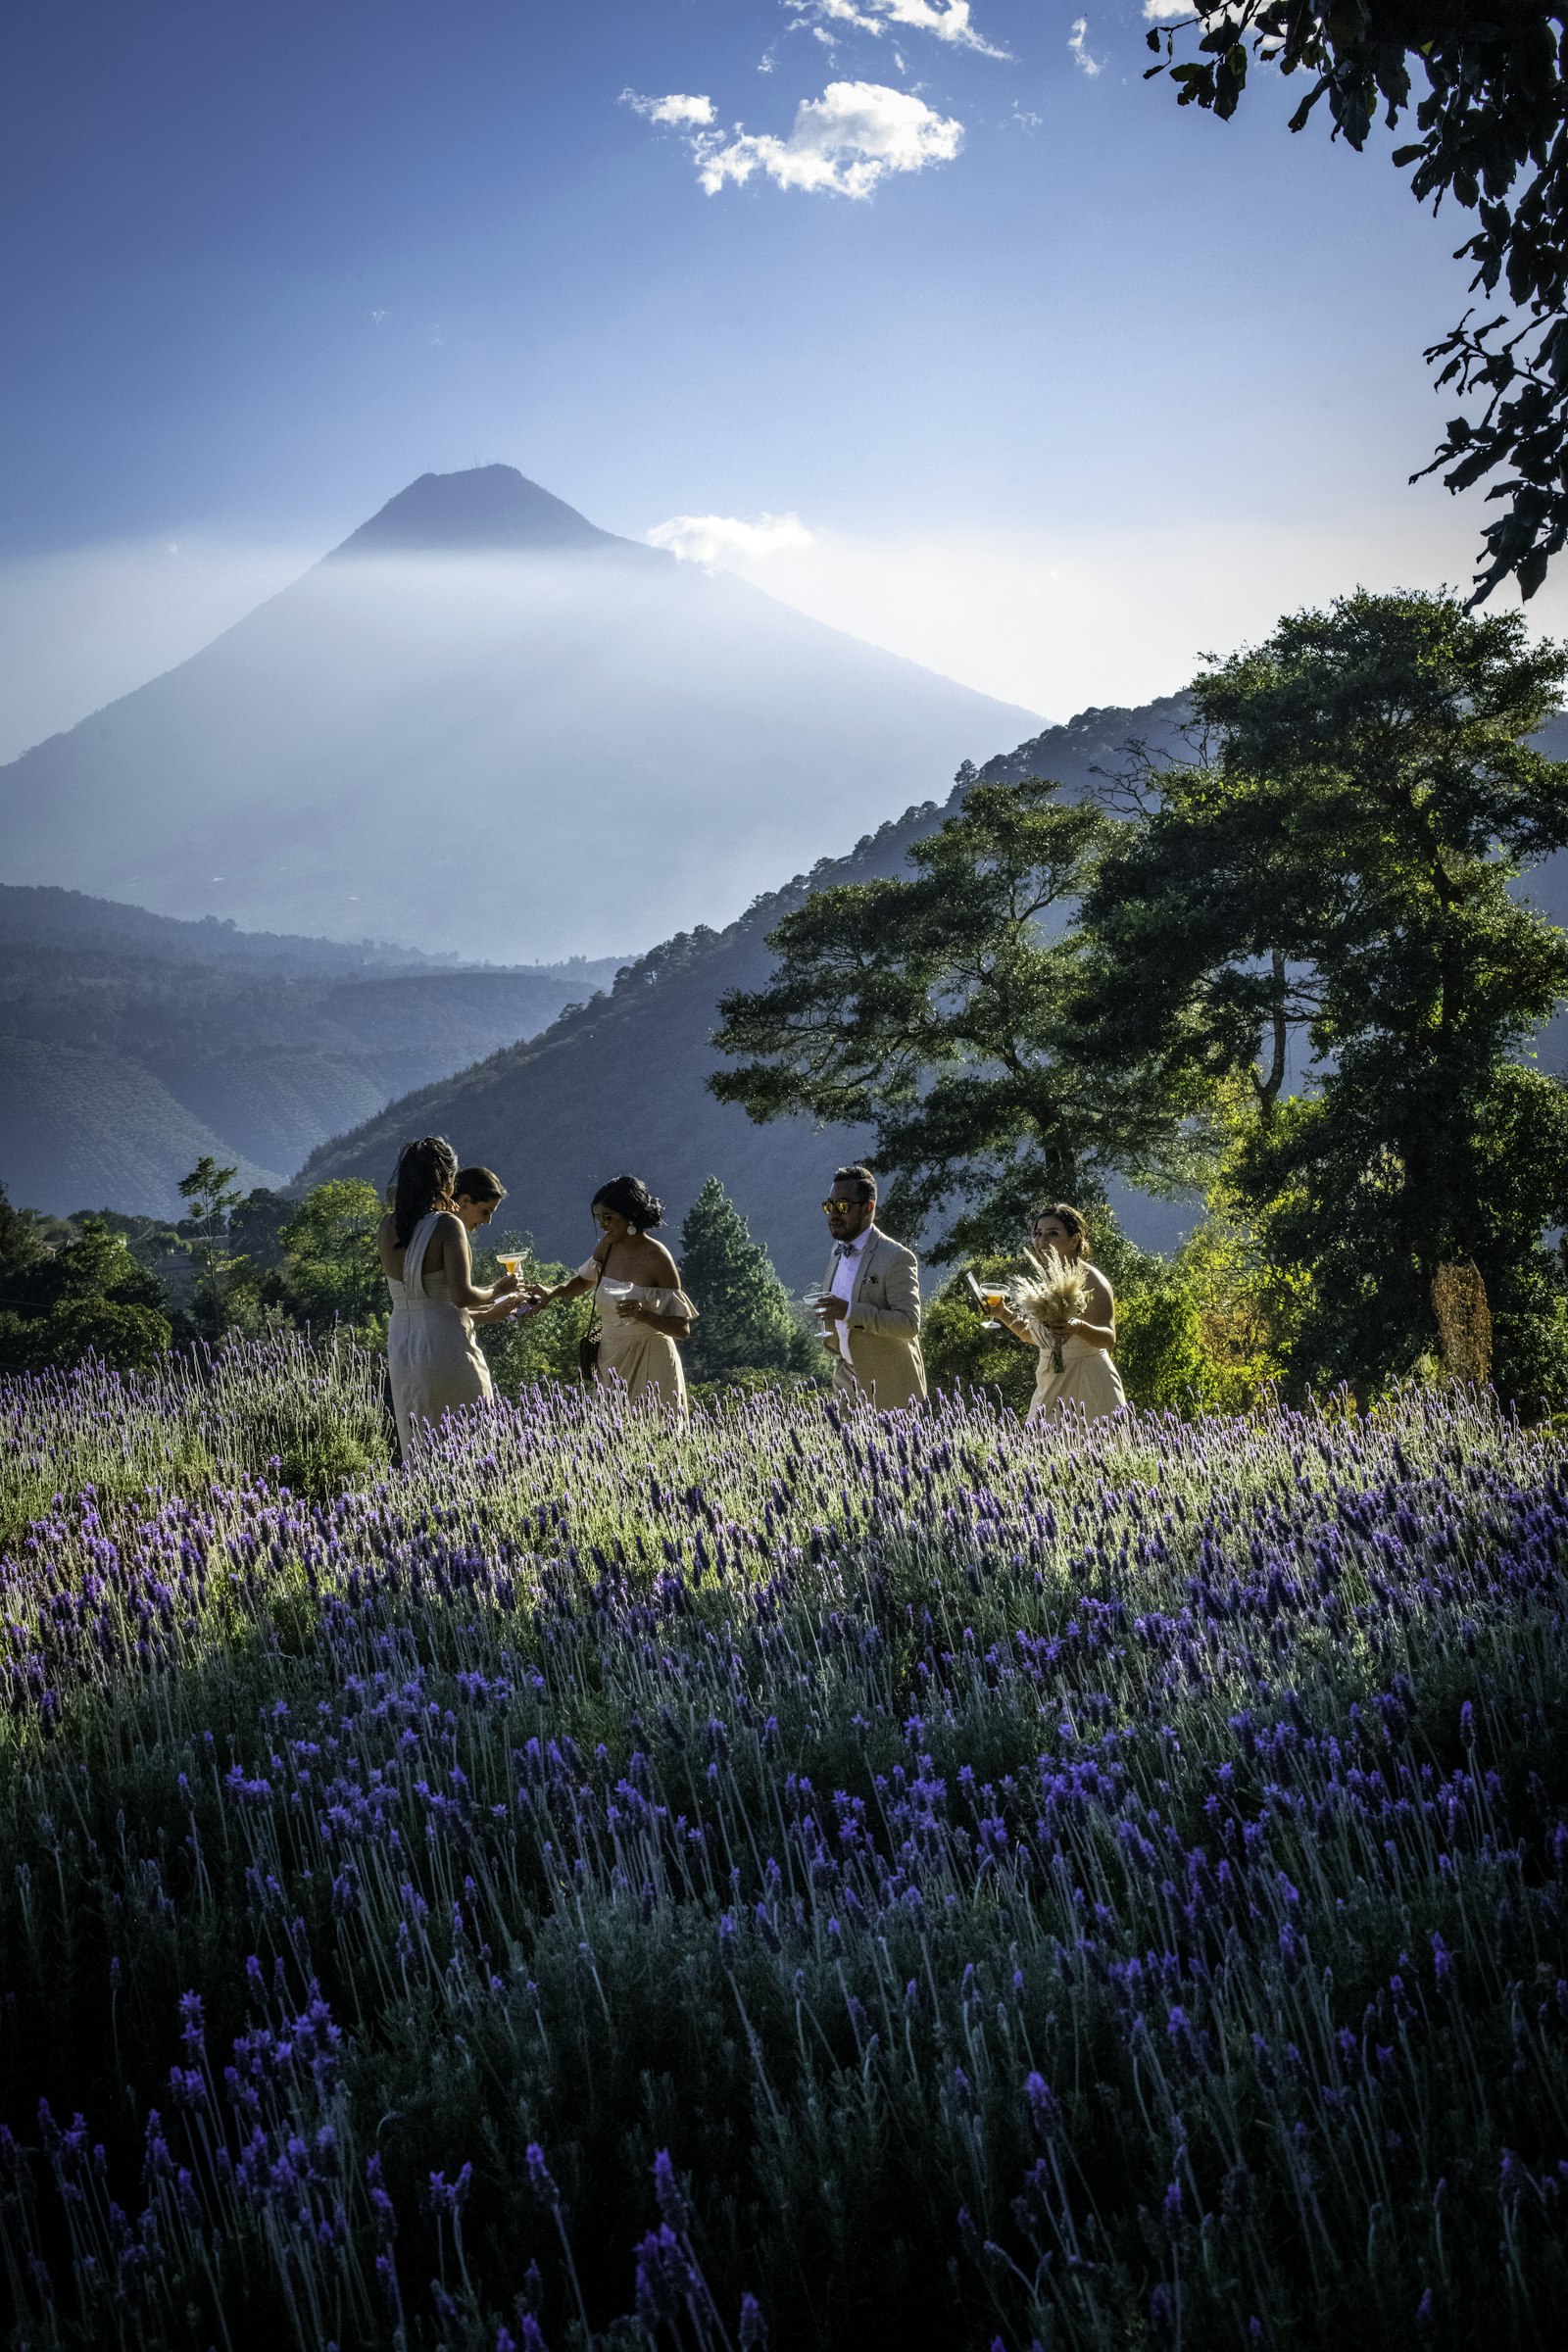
top-left (1034, 1200), bottom-right (1092, 1260)
top-left (455, 1166), bottom-right (506, 1206)
top-left (390, 1136), bottom-right (459, 1247)
top-left (591, 1174), bottom-right (663, 1232)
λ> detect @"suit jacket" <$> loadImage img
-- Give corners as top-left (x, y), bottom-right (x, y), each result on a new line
top-left (823, 1226), bottom-right (927, 1409)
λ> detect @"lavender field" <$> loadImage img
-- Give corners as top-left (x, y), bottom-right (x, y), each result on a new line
top-left (2, 1345), bottom-right (1567, 2351)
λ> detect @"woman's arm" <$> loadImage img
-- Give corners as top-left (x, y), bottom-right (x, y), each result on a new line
top-left (435, 1212), bottom-right (512, 1313)
top-left (993, 1304), bottom-right (1043, 1348)
top-left (529, 1271), bottom-right (595, 1307)
top-left (1058, 1271), bottom-right (1116, 1350)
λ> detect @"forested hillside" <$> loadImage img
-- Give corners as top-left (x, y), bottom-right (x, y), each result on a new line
top-left (0, 887), bottom-right (622, 1215)
top-left (298, 698), bottom-right (1200, 1279)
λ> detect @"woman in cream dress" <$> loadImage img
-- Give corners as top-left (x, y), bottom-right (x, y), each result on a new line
top-left (995, 1201), bottom-right (1127, 1424)
top-left (377, 1141), bottom-right (522, 1455)
top-left (530, 1174), bottom-right (697, 1413)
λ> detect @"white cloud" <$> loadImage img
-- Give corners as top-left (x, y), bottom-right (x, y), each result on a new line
top-left (783, 0), bottom-right (1006, 58)
top-left (1067, 18), bottom-right (1102, 75)
top-left (648, 512), bottom-right (814, 564)
top-left (1142, 0), bottom-right (1192, 17)
top-left (619, 89), bottom-right (717, 127)
top-left (681, 80), bottom-right (963, 199)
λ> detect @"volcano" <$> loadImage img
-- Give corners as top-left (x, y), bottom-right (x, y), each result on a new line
top-left (0, 466), bottom-right (1040, 963)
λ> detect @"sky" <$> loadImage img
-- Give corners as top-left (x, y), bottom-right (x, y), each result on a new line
top-left (3, 0), bottom-right (1563, 764)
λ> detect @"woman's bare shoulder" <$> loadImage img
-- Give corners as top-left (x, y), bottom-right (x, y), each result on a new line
top-left (641, 1238), bottom-right (680, 1283)
top-left (1084, 1262), bottom-right (1115, 1306)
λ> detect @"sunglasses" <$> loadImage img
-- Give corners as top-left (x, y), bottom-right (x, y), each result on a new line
top-left (821, 1198), bottom-right (872, 1215)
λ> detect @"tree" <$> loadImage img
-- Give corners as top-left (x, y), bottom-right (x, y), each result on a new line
top-left (177, 1156), bottom-right (244, 1336)
top-left (1146, 3), bottom-right (1568, 602)
top-left (710, 776), bottom-right (1183, 1259)
top-left (678, 1177), bottom-right (818, 1383)
top-left (0, 1204), bottom-right (173, 1374)
top-left (227, 1188), bottom-right (294, 1269)
top-left (277, 1181), bottom-right (386, 1332)
top-left (1078, 589), bottom-right (1568, 1396)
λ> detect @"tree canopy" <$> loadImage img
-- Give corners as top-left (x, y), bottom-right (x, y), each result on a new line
top-left (1146, 2), bottom-right (1568, 601)
top-left (710, 778), bottom-right (1177, 1258)
top-left (1078, 588), bottom-right (1568, 1392)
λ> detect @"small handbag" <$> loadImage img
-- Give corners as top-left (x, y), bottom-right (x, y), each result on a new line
top-left (577, 1261), bottom-right (603, 1382)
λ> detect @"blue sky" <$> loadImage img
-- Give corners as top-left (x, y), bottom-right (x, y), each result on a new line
top-left (3, 0), bottom-right (1558, 759)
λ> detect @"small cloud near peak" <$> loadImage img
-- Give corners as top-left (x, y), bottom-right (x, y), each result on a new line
top-left (648, 513), bottom-right (814, 565)
top-left (620, 89), bottom-right (717, 127)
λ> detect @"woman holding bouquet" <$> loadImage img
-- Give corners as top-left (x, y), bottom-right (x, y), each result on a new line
top-left (992, 1203), bottom-right (1126, 1424)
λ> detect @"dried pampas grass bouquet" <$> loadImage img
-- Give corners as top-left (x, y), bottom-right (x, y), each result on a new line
top-left (1004, 1251), bottom-right (1091, 1373)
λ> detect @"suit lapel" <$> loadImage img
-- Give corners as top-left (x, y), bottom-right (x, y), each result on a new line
top-left (852, 1227), bottom-right (882, 1308)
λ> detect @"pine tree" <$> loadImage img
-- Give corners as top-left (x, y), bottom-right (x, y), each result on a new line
top-left (678, 1177), bottom-right (815, 1383)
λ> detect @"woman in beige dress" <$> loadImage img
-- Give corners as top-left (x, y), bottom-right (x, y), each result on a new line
top-left (377, 1139), bottom-right (522, 1455)
top-left (529, 1174), bottom-right (697, 1413)
top-left (994, 1201), bottom-right (1127, 1424)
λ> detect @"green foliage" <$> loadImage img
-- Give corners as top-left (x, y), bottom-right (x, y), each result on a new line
top-left (227, 1186), bottom-right (293, 1267)
top-left (711, 774), bottom-right (1193, 1258)
top-left (178, 1154), bottom-right (245, 1336)
top-left (921, 1256), bottom-right (1038, 1414)
top-left (1146, 2), bottom-right (1568, 604)
top-left (679, 1175), bottom-right (819, 1383)
top-left (0, 1195), bottom-right (175, 1374)
top-left (1080, 591), bottom-right (1568, 1401)
top-left (0, 1297), bottom-right (174, 1376)
top-left (276, 1178), bottom-right (386, 1334)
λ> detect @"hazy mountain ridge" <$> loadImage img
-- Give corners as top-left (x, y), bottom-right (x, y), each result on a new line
top-left (0, 882), bottom-right (624, 983)
top-left (0, 886), bottom-right (627, 1216)
top-left (0, 466), bottom-right (1041, 963)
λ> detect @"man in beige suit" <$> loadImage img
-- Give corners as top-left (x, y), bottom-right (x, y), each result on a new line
top-left (814, 1164), bottom-right (927, 1409)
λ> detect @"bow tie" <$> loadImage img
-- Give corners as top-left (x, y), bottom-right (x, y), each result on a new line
top-left (835, 1241), bottom-right (858, 1259)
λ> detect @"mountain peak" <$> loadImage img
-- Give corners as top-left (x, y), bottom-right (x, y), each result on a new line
top-left (328, 464), bottom-right (626, 559)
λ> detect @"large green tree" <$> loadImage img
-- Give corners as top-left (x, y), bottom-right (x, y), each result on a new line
top-left (678, 1176), bottom-right (818, 1384)
top-left (710, 776), bottom-right (1187, 1258)
top-left (1078, 589), bottom-right (1568, 1396)
top-left (277, 1180), bottom-right (387, 1333)
top-left (1147, 2), bottom-right (1568, 602)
